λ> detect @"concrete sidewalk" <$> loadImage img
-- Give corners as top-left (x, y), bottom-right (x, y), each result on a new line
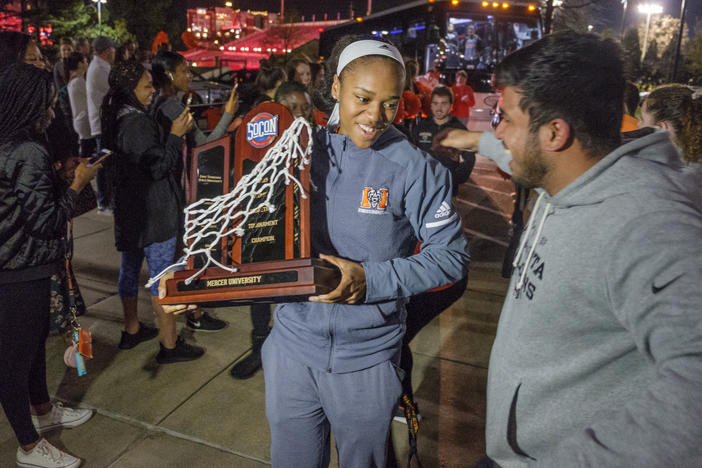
top-left (0, 160), bottom-right (511, 467)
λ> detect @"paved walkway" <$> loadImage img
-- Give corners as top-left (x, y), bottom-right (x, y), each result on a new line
top-left (1, 155), bottom-right (513, 467)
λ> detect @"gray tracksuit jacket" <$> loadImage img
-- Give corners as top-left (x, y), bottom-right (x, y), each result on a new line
top-left (268, 125), bottom-right (470, 373)
top-left (486, 131), bottom-right (702, 467)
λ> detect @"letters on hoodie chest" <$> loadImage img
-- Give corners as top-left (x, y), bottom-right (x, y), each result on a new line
top-left (512, 237), bottom-right (548, 301)
top-left (509, 213), bottom-right (612, 319)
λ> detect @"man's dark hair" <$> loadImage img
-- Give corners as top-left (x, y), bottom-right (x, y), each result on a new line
top-left (431, 86), bottom-right (453, 104)
top-left (495, 31), bottom-right (624, 157)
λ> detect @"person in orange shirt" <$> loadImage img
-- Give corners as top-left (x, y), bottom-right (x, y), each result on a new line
top-left (393, 60), bottom-right (424, 137)
top-left (451, 70), bottom-right (475, 127)
top-left (620, 81), bottom-right (640, 132)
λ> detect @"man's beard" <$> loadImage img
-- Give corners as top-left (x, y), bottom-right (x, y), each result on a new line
top-left (511, 131), bottom-right (550, 189)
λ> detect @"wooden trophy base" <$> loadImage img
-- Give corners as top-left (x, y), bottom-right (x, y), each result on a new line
top-left (158, 258), bottom-right (340, 307)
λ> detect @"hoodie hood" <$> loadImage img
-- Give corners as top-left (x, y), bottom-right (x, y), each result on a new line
top-left (549, 131), bottom-right (684, 208)
top-left (512, 130), bottom-right (687, 292)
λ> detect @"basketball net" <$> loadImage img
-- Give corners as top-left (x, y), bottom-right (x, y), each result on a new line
top-left (145, 117), bottom-right (313, 289)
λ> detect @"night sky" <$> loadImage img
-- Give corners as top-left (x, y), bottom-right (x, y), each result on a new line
top-left (186, 0), bottom-right (700, 32)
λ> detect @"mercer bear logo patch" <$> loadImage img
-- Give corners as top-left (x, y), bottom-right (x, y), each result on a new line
top-left (358, 187), bottom-right (389, 215)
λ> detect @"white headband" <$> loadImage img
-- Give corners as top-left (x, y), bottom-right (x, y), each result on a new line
top-left (327, 40), bottom-right (405, 129)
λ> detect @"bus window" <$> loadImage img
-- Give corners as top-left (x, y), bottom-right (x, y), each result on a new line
top-left (443, 15), bottom-right (540, 71)
top-left (494, 21), bottom-right (541, 61)
top-left (406, 20), bottom-right (426, 41)
top-left (445, 16), bottom-right (495, 70)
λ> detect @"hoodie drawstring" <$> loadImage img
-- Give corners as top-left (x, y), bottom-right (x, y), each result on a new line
top-left (513, 191), bottom-right (550, 291)
top-left (513, 192), bottom-right (543, 269)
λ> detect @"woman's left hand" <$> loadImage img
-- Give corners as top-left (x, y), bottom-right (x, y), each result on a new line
top-left (224, 83), bottom-right (239, 115)
top-left (309, 254), bottom-right (366, 304)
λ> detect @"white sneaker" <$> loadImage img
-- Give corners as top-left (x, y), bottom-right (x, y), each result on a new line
top-left (16, 438), bottom-right (81, 468)
top-left (32, 402), bottom-right (94, 434)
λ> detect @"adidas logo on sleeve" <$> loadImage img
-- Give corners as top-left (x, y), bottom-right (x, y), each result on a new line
top-left (426, 201), bottom-right (458, 228)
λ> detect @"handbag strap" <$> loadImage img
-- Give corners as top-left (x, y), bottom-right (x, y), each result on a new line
top-left (64, 218), bottom-right (81, 333)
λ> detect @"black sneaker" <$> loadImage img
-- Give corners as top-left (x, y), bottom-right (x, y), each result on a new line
top-left (118, 322), bottom-right (159, 350)
top-left (156, 337), bottom-right (205, 364)
top-left (230, 348), bottom-right (262, 379)
top-left (229, 330), bottom-right (268, 379)
top-left (186, 311), bottom-right (227, 332)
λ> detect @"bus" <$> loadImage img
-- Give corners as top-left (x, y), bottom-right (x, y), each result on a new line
top-left (319, 0), bottom-right (542, 128)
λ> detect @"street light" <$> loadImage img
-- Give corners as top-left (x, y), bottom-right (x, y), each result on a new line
top-left (92, 0), bottom-right (107, 31)
top-left (638, 3), bottom-right (663, 61)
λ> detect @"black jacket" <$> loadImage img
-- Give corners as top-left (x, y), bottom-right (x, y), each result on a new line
top-left (413, 116), bottom-right (476, 194)
top-left (0, 140), bottom-right (77, 283)
top-left (113, 106), bottom-right (184, 251)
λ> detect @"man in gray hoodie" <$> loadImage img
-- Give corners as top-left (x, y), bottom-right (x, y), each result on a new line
top-left (477, 31), bottom-right (702, 467)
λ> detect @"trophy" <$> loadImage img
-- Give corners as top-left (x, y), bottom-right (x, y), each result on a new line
top-left (157, 102), bottom-right (339, 307)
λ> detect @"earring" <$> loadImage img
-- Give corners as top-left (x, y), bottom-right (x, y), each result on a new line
top-left (168, 72), bottom-right (174, 80)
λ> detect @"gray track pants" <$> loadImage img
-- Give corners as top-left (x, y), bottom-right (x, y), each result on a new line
top-left (262, 338), bottom-right (402, 468)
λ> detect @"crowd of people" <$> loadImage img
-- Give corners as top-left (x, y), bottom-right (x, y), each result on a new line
top-left (2, 25), bottom-right (702, 468)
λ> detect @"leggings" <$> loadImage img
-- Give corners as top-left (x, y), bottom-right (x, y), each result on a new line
top-left (0, 277), bottom-right (51, 446)
top-left (118, 237), bottom-right (177, 297)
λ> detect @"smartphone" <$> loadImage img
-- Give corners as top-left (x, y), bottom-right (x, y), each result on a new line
top-left (88, 148), bottom-right (112, 167)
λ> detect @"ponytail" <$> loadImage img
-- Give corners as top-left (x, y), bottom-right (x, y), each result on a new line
top-left (645, 84), bottom-right (702, 163)
top-left (680, 96), bottom-right (702, 163)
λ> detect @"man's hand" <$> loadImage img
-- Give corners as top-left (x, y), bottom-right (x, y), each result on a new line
top-left (432, 128), bottom-right (482, 154)
top-left (158, 272), bottom-right (197, 314)
top-left (309, 254), bottom-right (366, 304)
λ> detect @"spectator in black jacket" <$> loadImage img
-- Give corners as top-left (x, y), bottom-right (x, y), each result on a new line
top-left (0, 30), bottom-right (80, 174)
top-left (0, 63), bottom-right (98, 468)
top-left (413, 86), bottom-right (475, 194)
top-left (101, 60), bottom-right (203, 364)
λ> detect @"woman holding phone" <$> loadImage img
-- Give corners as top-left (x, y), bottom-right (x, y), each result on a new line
top-left (101, 60), bottom-right (202, 364)
top-left (149, 49), bottom-right (237, 332)
top-left (0, 63), bottom-right (99, 468)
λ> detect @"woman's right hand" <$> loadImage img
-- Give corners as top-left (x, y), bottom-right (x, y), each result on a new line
top-left (69, 160), bottom-right (100, 193)
top-left (170, 108), bottom-right (194, 137)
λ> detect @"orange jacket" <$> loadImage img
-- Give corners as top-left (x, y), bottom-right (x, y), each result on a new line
top-left (451, 85), bottom-right (475, 119)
